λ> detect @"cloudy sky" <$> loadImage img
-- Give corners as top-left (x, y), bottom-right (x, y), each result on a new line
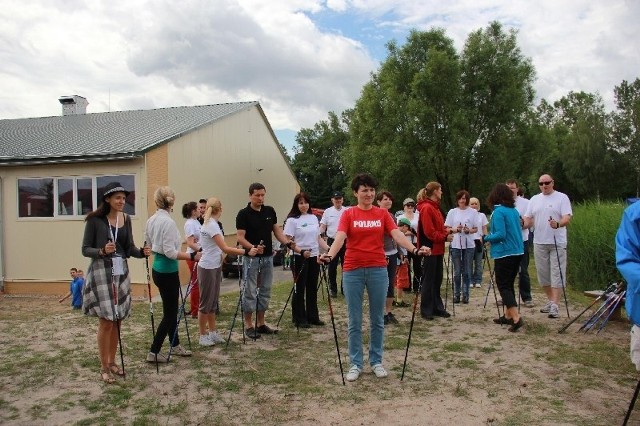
top-left (1, 0), bottom-right (638, 152)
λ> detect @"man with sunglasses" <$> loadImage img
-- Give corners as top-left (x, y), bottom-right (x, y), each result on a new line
top-left (523, 174), bottom-right (573, 319)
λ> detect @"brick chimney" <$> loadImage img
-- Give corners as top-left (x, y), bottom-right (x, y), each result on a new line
top-left (58, 95), bottom-right (88, 115)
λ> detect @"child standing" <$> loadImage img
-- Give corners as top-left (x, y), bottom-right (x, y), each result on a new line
top-left (394, 218), bottom-right (412, 307)
top-left (59, 267), bottom-right (84, 310)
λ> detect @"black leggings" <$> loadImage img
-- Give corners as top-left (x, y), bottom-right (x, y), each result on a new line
top-left (150, 270), bottom-right (180, 353)
top-left (291, 255), bottom-right (321, 324)
top-left (494, 255), bottom-right (523, 309)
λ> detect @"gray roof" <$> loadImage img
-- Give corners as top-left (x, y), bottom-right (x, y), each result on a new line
top-left (0, 101), bottom-right (258, 165)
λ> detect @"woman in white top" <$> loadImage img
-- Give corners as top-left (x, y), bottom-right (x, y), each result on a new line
top-left (469, 197), bottom-right (489, 288)
top-left (182, 201), bottom-right (201, 319)
top-left (284, 192), bottom-right (330, 328)
top-left (145, 186), bottom-right (201, 362)
top-left (444, 190), bottom-right (478, 304)
top-left (198, 197), bottom-right (258, 346)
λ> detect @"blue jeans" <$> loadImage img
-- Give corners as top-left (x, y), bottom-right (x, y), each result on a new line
top-left (472, 247), bottom-right (483, 285)
top-left (242, 256), bottom-right (274, 313)
top-left (343, 267), bottom-right (387, 369)
top-left (450, 248), bottom-right (475, 298)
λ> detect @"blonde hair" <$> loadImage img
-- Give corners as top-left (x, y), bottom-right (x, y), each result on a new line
top-left (154, 186), bottom-right (175, 210)
top-left (203, 197), bottom-right (222, 224)
top-left (416, 188), bottom-right (428, 202)
top-left (469, 197), bottom-right (481, 210)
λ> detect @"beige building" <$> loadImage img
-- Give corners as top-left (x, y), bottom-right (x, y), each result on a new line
top-left (0, 97), bottom-right (299, 297)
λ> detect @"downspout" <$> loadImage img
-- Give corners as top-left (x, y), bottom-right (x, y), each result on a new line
top-left (0, 176), bottom-right (4, 292)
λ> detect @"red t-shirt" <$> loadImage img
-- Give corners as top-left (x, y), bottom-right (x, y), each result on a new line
top-left (337, 206), bottom-right (398, 271)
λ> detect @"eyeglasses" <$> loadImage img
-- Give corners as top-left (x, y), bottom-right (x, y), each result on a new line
top-left (538, 181), bottom-right (553, 186)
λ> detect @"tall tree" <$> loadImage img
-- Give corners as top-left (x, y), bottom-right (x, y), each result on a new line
top-left (552, 91), bottom-right (611, 200)
top-left (612, 79), bottom-right (640, 197)
top-left (290, 111), bottom-right (349, 207)
top-left (459, 22), bottom-right (536, 195)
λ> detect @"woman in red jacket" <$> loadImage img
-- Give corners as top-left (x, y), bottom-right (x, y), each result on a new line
top-left (417, 182), bottom-right (454, 320)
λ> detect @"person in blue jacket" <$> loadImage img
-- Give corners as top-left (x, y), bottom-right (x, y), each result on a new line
top-left (484, 183), bottom-right (525, 332)
top-left (616, 201), bottom-right (640, 369)
top-left (59, 267), bottom-right (84, 309)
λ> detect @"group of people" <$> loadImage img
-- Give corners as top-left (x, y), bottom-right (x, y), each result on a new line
top-left (78, 172), bottom-right (575, 384)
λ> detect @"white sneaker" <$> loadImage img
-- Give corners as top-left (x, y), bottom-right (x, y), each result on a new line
top-left (372, 364), bottom-right (388, 378)
top-left (208, 331), bottom-right (226, 344)
top-left (171, 344), bottom-right (192, 357)
top-left (146, 352), bottom-right (169, 363)
top-left (548, 303), bottom-right (559, 319)
top-left (540, 301), bottom-right (552, 313)
top-left (346, 365), bottom-right (362, 382)
top-left (476, 283), bottom-right (482, 288)
top-left (199, 334), bottom-right (215, 347)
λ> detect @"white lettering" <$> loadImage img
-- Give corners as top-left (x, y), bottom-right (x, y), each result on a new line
top-left (353, 220), bottom-right (382, 228)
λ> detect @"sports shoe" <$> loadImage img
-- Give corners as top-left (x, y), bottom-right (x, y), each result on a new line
top-left (199, 334), bottom-right (215, 347)
top-left (346, 365), bottom-right (362, 382)
top-left (257, 324), bottom-right (278, 335)
top-left (548, 303), bottom-right (559, 319)
top-left (146, 352), bottom-right (169, 363)
top-left (475, 283), bottom-right (482, 289)
top-left (245, 327), bottom-right (261, 339)
top-left (372, 364), bottom-right (388, 378)
top-left (386, 312), bottom-right (399, 324)
top-left (171, 344), bottom-right (192, 357)
top-left (540, 301), bottom-right (552, 313)
top-left (208, 331), bottom-right (226, 344)
top-left (524, 300), bottom-right (535, 308)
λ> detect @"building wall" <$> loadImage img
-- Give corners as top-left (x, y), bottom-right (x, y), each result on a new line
top-left (0, 159), bottom-right (149, 295)
top-left (1, 104), bottom-right (299, 296)
top-left (167, 104), bottom-right (299, 235)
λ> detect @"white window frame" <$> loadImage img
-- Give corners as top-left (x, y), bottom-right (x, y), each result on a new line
top-left (17, 174), bottom-right (136, 220)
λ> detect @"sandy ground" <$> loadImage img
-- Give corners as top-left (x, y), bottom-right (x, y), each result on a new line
top-left (0, 269), bottom-right (638, 426)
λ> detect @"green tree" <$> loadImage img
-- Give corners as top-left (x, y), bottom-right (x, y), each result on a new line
top-left (290, 111), bottom-right (349, 207)
top-left (459, 22), bottom-right (536, 197)
top-left (552, 91), bottom-right (611, 201)
top-left (345, 23), bottom-right (535, 208)
top-left (612, 78), bottom-right (640, 197)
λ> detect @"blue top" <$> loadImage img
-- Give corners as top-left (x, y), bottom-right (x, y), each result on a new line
top-left (617, 201), bottom-right (640, 326)
top-left (70, 277), bottom-right (84, 308)
top-left (484, 205), bottom-right (524, 259)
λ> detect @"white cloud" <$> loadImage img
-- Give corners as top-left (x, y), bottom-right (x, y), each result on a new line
top-left (0, 0), bottom-right (638, 135)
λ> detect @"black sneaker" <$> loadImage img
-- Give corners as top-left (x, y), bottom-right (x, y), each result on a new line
top-left (257, 324), bottom-right (278, 334)
top-left (309, 320), bottom-right (326, 326)
top-left (462, 296), bottom-right (469, 304)
top-left (245, 327), bottom-right (261, 339)
top-left (508, 318), bottom-right (524, 332)
top-left (434, 310), bottom-right (451, 318)
top-left (330, 290), bottom-right (338, 298)
top-left (383, 314), bottom-right (390, 325)
top-left (421, 314), bottom-right (434, 320)
top-left (295, 323), bottom-right (311, 329)
top-left (493, 316), bottom-right (514, 325)
top-left (387, 312), bottom-right (399, 324)
top-left (453, 296), bottom-right (460, 304)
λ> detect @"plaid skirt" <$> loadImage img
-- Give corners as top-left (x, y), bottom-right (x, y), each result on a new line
top-left (82, 257), bottom-right (132, 321)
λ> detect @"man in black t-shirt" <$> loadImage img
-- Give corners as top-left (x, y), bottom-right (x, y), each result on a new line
top-left (236, 182), bottom-right (292, 339)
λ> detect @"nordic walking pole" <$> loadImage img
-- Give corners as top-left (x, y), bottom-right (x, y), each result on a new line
top-left (623, 376), bottom-right (640, 425)
top-left (277, 256), bottom-right (308, 330)
top-left (167, 263), bottom-right (196, 361)
top-left (320, 262), bottom-right (345, 385)
top-left (443, 249), bottom-right (450, 310)
top-left (110, 257), bottom-right (126, 378)
top-left (254, 241), bottom-right (264, 341)
top-left (558, 282), bottom-right (618, 333)
top-left (550, 217), bottom-right (570, 318)
top-left (483, 245), bottom-right (503, 321)
top-left (177, 262), bottom-right (197, 350)
top-left (226, 256), bottom-right (250, 348)
top-left (143, 241), bottom-right (158, 373)
top-left (401, 276), bottom-right (422, 381)
top-left (596, 290), bottom-right (626, 333)
top-left (579, 292), bottom-right (618, 332)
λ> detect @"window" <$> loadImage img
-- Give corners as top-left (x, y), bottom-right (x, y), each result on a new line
top-left (18, 178), bottom-right (54, 217)
top-left (18, 175), bottom-right (136, 218)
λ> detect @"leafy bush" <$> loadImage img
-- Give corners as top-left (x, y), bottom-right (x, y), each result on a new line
top-left (567, 201), bottom-right (626, 291)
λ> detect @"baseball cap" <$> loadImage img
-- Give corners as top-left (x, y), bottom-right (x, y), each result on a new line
top-left (398, 217), bottom-right (412, 227)
top-left (332, 191), bottom-right (343, 198)
top-left (403, 198), bottom-right (415, 206)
